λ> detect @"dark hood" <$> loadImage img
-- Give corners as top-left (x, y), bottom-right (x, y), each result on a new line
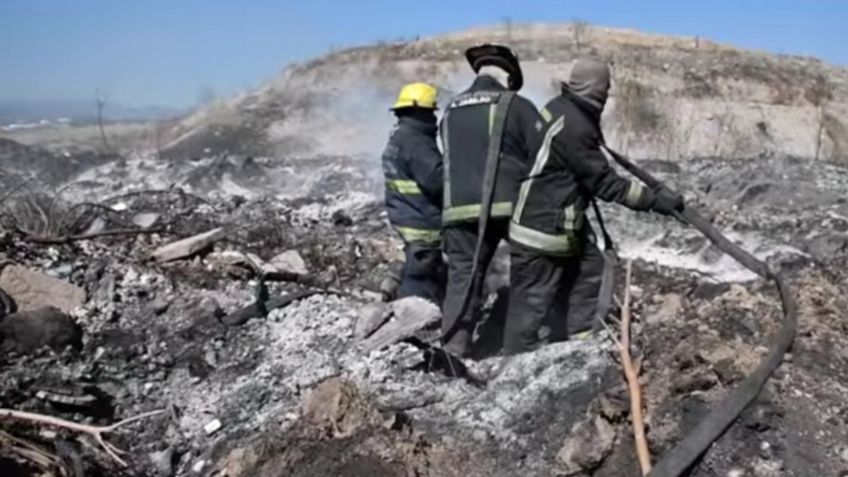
top-left (563, 58), bottom-right (610, 112)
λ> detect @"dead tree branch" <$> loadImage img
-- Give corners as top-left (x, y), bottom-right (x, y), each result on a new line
top-left (102, 188), bottom-right (211, 206)
top-left (619, 260), bottom-right (652, 474)
top-left (0, 430), bottom-right (64, 472)
top-left (0, 177), bottom-right (35, 207)
top-left (95, 88), bottom-right (110, 153)
top-left (20, 227), bottom-right (165, 245)
top-left (0, 408), bottom-right (164, 467)
top-left (56, 201), bottom-right (135, 233)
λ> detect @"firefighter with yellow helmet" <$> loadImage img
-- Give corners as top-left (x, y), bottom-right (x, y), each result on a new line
top-left (380, 82), bottom-right (446, 304)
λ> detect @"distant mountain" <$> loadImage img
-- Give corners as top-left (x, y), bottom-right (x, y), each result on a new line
top-left (0, 99), bottom-right (183, 125)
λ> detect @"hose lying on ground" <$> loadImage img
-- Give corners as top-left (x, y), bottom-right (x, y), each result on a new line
top-left (603, 146), bottom-right (798, 477)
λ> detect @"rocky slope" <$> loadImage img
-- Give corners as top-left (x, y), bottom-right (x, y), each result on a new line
top-left (163, 22), bottom-right (848, 163)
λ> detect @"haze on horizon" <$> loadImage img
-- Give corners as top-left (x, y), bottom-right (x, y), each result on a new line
top-left (1, 0), bottom-right (846, 110)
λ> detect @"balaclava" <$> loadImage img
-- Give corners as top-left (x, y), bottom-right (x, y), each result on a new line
top-left (565, 58), bottom-right (611, 111)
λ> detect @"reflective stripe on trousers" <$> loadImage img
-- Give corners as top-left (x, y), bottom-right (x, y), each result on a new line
top-left (387, 179), bottom-right (423, 195)
top-left (443, 201), bottom-right (513, 224)
top-left (624, 181), bottom-right (645, 208)
top-left (396, 226), bottom-right (441, 245)
top-left (509, 220), bottom-right (579, 255)
top-left (562, 204), bottom-right (584, 232)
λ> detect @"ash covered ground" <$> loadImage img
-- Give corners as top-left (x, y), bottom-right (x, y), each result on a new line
top-left (1, 144), bottom-right (848, 477)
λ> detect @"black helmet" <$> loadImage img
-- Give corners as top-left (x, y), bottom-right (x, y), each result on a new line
top-left (464, 43), bottom-right (524, 91)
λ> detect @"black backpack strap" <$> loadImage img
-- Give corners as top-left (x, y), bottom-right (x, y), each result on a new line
top-left (441, 91), bottom-right (516, 344)
top-left (591, 198), bottom-right (618, 332)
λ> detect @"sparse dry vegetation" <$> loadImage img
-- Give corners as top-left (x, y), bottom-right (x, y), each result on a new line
top-left (572, 19), bottom-right (589, 49)
top-left (615, 76), bottom-right (661, 133)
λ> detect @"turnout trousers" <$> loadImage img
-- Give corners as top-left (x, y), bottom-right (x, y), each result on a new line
top-left (503, 241), bottom-right (605, 355)
top-left (397, 241), bottom-right (446, 306)
top-left (441, 219), bottom-right (509, 356)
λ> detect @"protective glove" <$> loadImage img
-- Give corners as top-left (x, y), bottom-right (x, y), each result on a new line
top-left (650, 186), bottom-right (684, 216)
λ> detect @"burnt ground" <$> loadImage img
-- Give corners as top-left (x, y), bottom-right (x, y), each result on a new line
top-left (0, 152), bottom-right (847, 477)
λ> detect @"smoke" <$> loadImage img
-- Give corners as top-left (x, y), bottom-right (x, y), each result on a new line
top-left (259, 56), bottom-right (567, 201)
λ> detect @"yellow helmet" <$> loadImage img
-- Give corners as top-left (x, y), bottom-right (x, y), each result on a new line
top-left (391, 82), bottom-right (438, 110)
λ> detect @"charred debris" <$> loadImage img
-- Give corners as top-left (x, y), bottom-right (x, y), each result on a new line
top-left (0, 147), bottom-right (847, 476)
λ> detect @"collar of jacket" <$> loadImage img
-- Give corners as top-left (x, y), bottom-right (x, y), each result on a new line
top-left (398, 116), bottom-right (438, 137)
top-left (561, 86), bottom-right (603, 124)
top-left (470, 74), bottom-right (508, 92)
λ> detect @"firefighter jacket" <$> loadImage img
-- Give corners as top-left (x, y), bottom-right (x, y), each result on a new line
top-left (381, 116), bottom-right (444, 244)
top-left (510, 90), bottom-right (658, 256)
top-left (439, 75), bottom-right (543, 225)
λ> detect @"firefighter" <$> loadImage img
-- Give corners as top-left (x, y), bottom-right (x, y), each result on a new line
top-left (381, 82), bottom-right (446, 305)
top-left (439, 44), bottom-right (544, 356)
top-left (503, 58), bottom-right (684, 354)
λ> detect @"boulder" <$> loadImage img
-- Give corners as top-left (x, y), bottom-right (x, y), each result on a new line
top-left (0, 265), bottom-right (85, 313)
top-left (0, 307), bottom-right (83, 353)
top-left (150, 227), bottom-right (225, 262)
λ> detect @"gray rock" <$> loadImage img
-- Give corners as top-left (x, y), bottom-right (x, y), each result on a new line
top-left (0, 265), bottom-right (86, 313)
top-left (0, 307), bottom-right (83, 353)
top-left (133, 212), bottom-right (161, 229)
top-left (150, 228), bottom-right (225, 262)
top-left (646, 293), bottom-right (684, 325)
top-left (360, 297), bottom-right (440, 352)
top-left (556, 415), bottom-right (616, 475)
top-left (268, 250), bottom-right (309, 277)
top-left (204, 418), bottom-right (223, 435)
top-left (149, 448), bottom-right (174, 476)
top-left (354, 302), bottom-right (388, 339)
top-left (150, 296), bottom-right (171, 315)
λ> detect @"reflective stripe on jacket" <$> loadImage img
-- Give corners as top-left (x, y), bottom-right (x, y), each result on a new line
top-left (440, 75), bottom-right (543, 226)
top-left (510, 91), bottom-right (657, 256)
top-left (381, 117), bottom-right (443, 242)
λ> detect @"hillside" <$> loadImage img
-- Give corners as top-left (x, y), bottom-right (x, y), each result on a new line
top-left (164, 22), bottom-right (848, 163)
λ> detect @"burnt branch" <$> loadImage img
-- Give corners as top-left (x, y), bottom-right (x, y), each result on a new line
top-left (20, 227), bottom-right (166, 245)
top-left (0, 408), bottom-right (165, 467)
top-left (0, 176), bottom-right (35, 207)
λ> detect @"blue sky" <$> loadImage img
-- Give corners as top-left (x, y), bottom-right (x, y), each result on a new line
top-left (1, 0), bottom-right (846, 108)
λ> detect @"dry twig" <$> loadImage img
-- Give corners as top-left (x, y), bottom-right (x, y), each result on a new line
top-left (620, 260), bottom-right (652, 475)
top-left (0, 408), bottom-right (164, 467)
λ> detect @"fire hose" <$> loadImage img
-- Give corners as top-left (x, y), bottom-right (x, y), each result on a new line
top-left (603, 146), bottom-right (798, 477)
